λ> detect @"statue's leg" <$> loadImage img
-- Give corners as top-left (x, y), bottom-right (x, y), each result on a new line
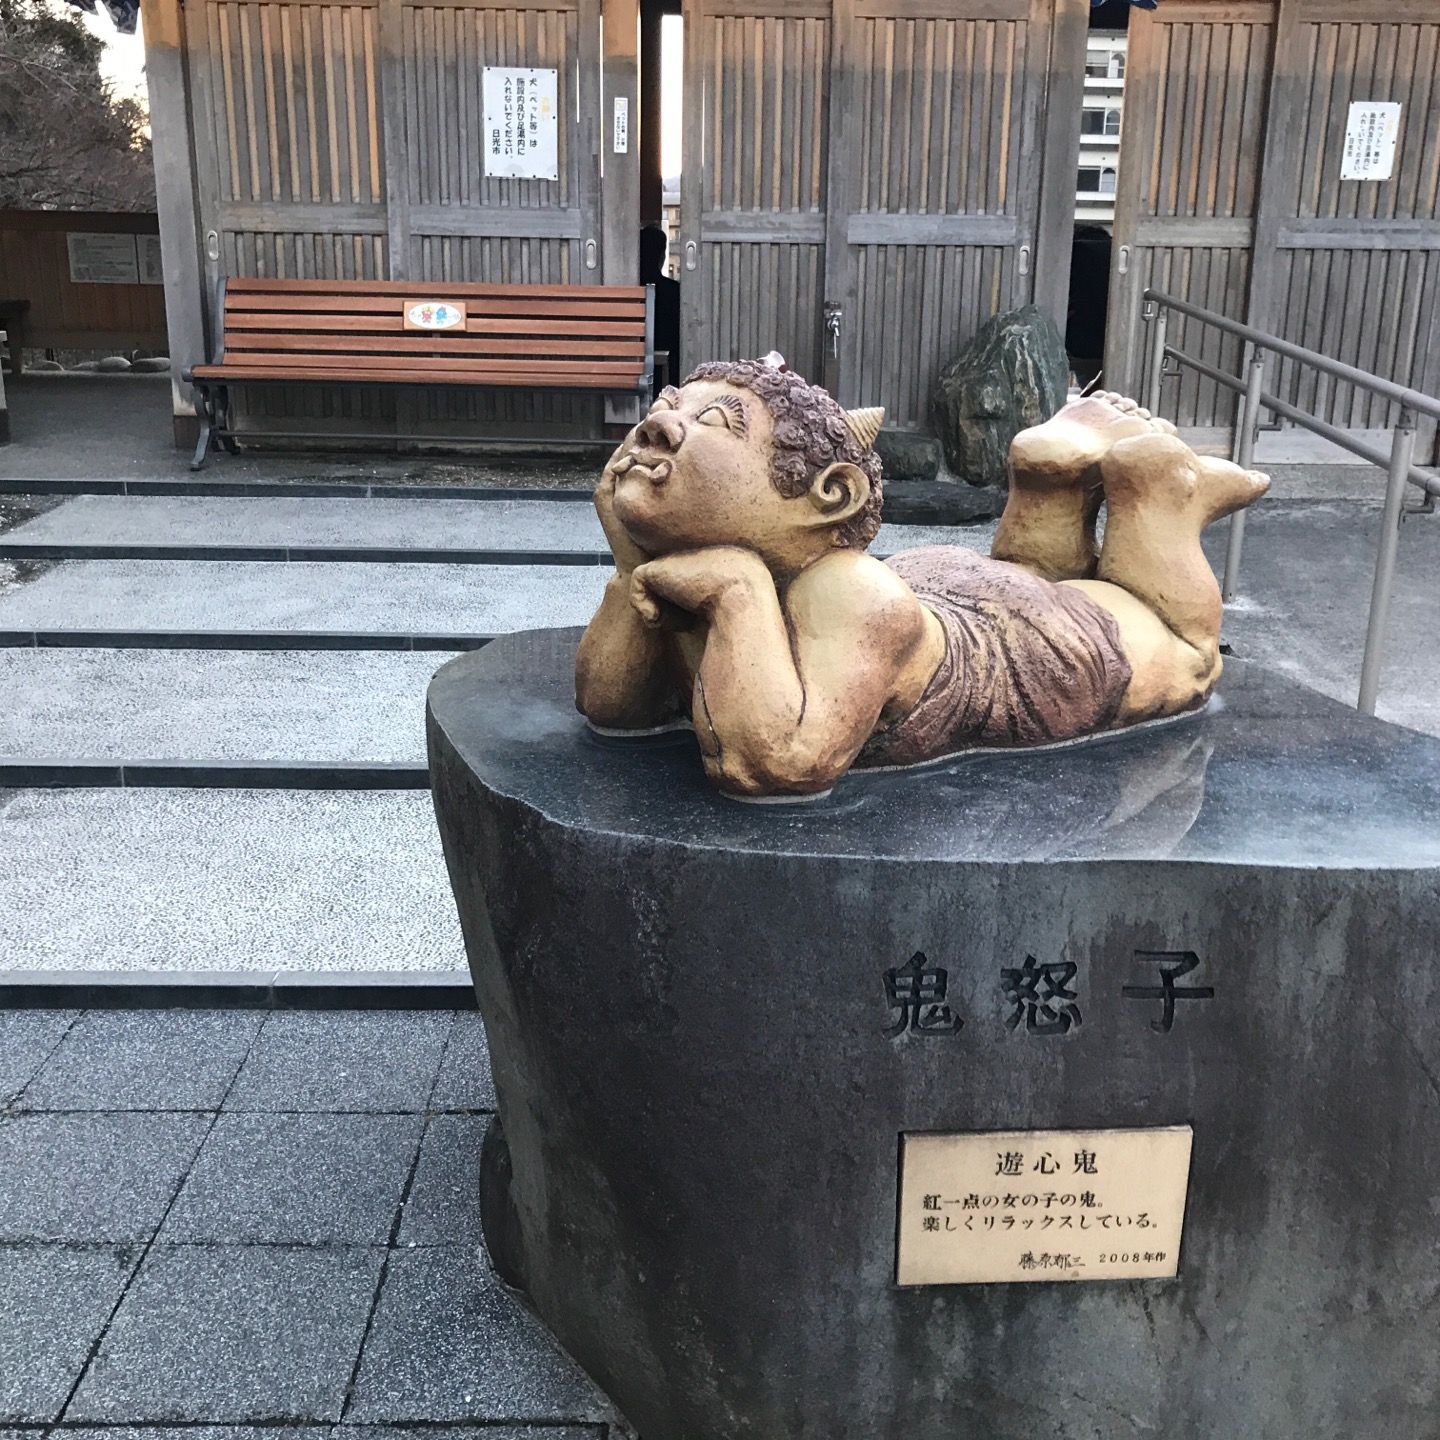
top-left (992, 393), bottom-right (1177, 581)
top-left (1095, 433), bottom-right (1269, 660)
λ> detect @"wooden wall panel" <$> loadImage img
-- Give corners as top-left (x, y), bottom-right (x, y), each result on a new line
top-left (0, 211), bottom-right (168, 350)
top-left (851, 17), bottom-right (1029, 218)
top-left (1281, 18), bottom-right (1440, 223)
top-left (1106, 5), bottom-right (1276, 424)
top-left (849, 243), bottom-right (1010, 429)
top-left (830, 0), bottom-right (1049, 427)
top-left (224, 230), bottom-right (388, 278)
top-left (684, 7), bottom-right (831, 368)
top-left (703, 240), bottom-right (826, 376)
top-left (204, 0), bottom-right (384, 206)
top-left (402, 2), bottom-right (579, 212)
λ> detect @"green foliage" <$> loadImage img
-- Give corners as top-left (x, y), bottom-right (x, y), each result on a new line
top-left (0, 0), bottom-right (154, 209)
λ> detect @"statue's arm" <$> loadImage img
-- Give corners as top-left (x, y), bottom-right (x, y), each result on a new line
top-left (630, 549), bottom-right (927, 796)
top-left (574, 458), bottom-right (677, 729)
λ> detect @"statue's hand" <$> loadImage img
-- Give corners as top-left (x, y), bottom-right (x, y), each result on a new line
top-left (595, 442), bottom-right (651, 577)
top-left (629, 548), bottom-right (772, 628)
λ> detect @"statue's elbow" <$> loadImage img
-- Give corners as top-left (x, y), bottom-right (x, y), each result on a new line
top-left (713, 737), bottom-right (848, 800)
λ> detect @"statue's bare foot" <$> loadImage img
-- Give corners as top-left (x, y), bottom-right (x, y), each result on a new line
top-left (994, 391), bottom-right (1173, 581)
top-left (1009, 392), bottom-right (1177, 490)
top-left (1096, 432), bottom-right (1269, 668)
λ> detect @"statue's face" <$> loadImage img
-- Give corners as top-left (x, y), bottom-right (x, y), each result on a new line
top-left (611, 380), bottom-right (793, 554)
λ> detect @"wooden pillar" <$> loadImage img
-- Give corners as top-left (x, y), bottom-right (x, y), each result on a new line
top-left (639, 0), bottom-right (665, 224)
top-left (602, 0), bottom-right (641, 285)
top-left (140, 0), bottom-right (209, 448)
top-left (1033, 0), bottom-right (1089, 331)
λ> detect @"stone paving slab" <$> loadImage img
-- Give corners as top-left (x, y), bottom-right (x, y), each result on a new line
top-left (347, 1247), bottom-right (611, 1424)
top-left (0, 1112), bottom-right (209, 1241)
top-left (0, 561), bottom-right (609, 634)
top-left (0, 1007), bottom-right (620, 1435)
top-left (17, 1009), bottom-right (266, 1111)
top-left (159, 1113), bottom-right (424, 1243)
top-left (3, 492), bottom-right (990, 558)
top-left (0, 790), bottom-right (463, 974)
top-left (398, 1114), bottom-right (486, 1247)
top-left (0, 1008), bottom-right (78, 1102)
top-left (224, 1011), bottom-right (455, 1111)
top-left (0, 649), bottom-right (443, 763)
top-left (0, 1245), bottom-right (140, 1422)
top-left (68, 1244), bottom-right (387, 1422)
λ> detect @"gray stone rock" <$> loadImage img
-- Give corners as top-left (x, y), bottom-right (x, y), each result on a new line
top-left (429, 629), bottom-right (1440, 1440)
top-left (883, 478), bottom-right (1001, 527)
top-left (68, 360), bottom-right (100, 373)
top-left (934, 304), bottom-right (1069, 487)
top-left (131, 356), bottom-right (172, 374)
top-left (874, 428), bottom-right (940, 483)
top-left (27, 359), bottom-right (64, 373)
top-left (95, 356), bottom-right (132, 373)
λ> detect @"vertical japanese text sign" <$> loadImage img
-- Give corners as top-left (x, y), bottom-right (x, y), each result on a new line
top-left (1340, 102), bottom-right (1402, 182)
top-left (483, 67), bottom-right (560, 181)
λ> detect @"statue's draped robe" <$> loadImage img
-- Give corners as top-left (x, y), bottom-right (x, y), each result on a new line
top-left (856, 546), bottom-right (1134, 769)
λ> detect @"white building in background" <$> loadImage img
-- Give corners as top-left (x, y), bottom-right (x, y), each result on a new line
top-left (1077, 31), bottom-right (1126, 226)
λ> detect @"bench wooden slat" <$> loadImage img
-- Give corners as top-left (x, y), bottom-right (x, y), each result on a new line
top-left (227, 297), bottom-right (644, 322)
top-left (226, 292), bottom-right (647, 317)
top-left (225, 277), bottom-right (646, 300)
top-left (225, 332), bottom-right (646, 359)
top-left (222, 314), bottom-right (647, 339)
top-left (223, 314), bottom-right (646, 339)
top-left (192, 362), bottom-right (637, 389)
top-left (199, 355), bottom-right (643, 378)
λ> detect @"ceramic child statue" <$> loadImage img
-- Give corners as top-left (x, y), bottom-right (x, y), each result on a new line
top-left (575, 353), bottom-right (1269, 800)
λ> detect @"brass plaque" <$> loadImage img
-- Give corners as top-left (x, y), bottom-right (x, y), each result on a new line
top-left (896, 1126), bottom-right (1192, 1286)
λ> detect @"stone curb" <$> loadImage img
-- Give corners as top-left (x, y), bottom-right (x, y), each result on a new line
top-left (0, 759), bottom-right (431, 789)
top-left (0, 969), bottom-right (477, 1008)
top-left (0, 478), bottom-right (596, 500)
top-left (0, 629), bottom-right (493, 651)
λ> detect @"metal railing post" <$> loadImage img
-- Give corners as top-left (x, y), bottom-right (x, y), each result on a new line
top-left (1146, 305), bottom-right (1168, 413)
top-left (1356, 410), bottom-right (1416, 715)
top-left (1221, 349), bottom-right (1266, 603)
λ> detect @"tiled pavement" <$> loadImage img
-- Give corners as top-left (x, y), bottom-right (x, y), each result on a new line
top-left (0, 1006), bottom-right (620, 1437)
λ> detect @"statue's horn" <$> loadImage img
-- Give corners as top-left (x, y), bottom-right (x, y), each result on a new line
top-left (844, 406), bottom-right (884, 450)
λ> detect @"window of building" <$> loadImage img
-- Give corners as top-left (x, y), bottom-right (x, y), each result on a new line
top-left (1104, 107), bottom-right (1122, 136)
top-left (1099, 167), bottom-right (1117, 195)
top-left (1109, 51), bottom-right (1126, 80)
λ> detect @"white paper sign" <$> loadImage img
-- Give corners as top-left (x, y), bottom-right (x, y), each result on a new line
top-left (613, 96), bottom-right (629, 154)
top-left (483, 67), bottom-right (559, 180)
top-left (67, 232), bottom-right (140, 285)
top-left (137, 234), bottom-right (164, 285)
top-left (1341, 101), bottom-right (1402, 181)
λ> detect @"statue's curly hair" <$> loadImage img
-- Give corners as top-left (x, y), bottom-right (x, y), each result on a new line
top-left (680, 358), bottom-right (884, 549)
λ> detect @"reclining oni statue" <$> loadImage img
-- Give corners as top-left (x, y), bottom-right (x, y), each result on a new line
top-left (575, 354), bottom-right (1269, 800)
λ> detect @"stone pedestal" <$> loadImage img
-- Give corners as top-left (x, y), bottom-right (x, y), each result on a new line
top-left (427, 628), bottom-right (1440, 1440)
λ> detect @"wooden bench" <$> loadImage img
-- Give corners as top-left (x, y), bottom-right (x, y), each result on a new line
top-left (184, 277), bottom-right (654, 469)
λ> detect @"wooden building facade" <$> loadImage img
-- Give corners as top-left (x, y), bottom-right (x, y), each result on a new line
top-left (141, 0), bottom-right (1440, 452)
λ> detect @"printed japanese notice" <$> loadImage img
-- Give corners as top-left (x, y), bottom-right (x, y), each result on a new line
top-left (482, 66), bottom-right (559, 181)
top-left (896, 1126), bottom-right (1192, 1285)
top-left (67, 232), bottom-right (140, 285)
top-left (1341, 102), bottom-right (1402, 182)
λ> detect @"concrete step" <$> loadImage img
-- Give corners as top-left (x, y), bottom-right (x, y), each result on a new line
top-left (0, 648), bottom-right (442, 764)
top-left (0, 560), bottom-right (610, 634)
top-left (0, 788), bottom-right (464, 974)
top-left (3, 494), bottom-right (992, 560)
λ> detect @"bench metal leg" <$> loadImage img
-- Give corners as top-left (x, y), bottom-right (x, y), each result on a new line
top-left (189, 388), bottom-right (216, 470)
top-left (190, 418), bottom-right (214, 470)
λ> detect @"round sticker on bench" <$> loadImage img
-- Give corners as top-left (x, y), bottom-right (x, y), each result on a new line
top-left (405, 300), bottom-right (467, 331)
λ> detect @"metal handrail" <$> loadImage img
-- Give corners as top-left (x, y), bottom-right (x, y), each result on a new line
top-left (1141, 288), bottom-right (1437, 716)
